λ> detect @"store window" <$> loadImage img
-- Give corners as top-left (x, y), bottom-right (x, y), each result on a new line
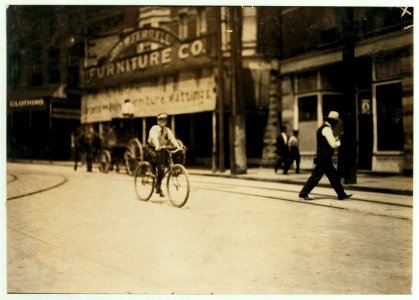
top-left (322, 94), bottom-right (343, 117)
top-left (296, 71), bottom-right (317, 93)
top-left (375, 54), bottom-right (401, 81)
top-left (376, 82), bottom-right (403, 151)
top-left (320, 64), bottom-right (343, 91)
top-left (298, 95), bottom-right (317, 152)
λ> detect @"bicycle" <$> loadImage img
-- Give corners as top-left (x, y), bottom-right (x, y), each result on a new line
top-left (134, 146), bottom-right (190, 208)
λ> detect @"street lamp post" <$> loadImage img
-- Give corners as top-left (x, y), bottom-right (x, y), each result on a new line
top-left (229, 7), bottom-right (247, 175)
top-left (338, 7), bottom-right (358, 184)
top-left (215, 7), bottom-right (225, 173)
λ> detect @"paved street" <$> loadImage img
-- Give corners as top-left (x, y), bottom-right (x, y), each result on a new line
top-left (6, 162), bottom-right (413, 294)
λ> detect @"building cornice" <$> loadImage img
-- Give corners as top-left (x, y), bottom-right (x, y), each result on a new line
top-left (279, 29), bottom-right (413, 75)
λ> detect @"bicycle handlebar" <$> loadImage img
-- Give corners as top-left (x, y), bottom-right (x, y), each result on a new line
top-left (156, 145), bottom-right (185, 154)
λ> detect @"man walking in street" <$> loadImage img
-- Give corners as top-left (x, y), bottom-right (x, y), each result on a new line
top-left (299, 111), bottom-right (352, 200)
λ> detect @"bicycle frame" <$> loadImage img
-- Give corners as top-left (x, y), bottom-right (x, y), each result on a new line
top-left (157, 147), bottom-right (185, 178)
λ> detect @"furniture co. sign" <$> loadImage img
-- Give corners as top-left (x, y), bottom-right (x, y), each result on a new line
top-left (84, 28), bottom-right (214, 85)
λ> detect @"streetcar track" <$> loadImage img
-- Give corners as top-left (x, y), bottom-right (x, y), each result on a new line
top-left (92, 172), bottom-right (412, 208)
top-left (7, 170), bottom-right (412, 220)
top-left (6, 172), bottom-right (67, 200)
top-left (192, 184), bottom-right (412, 221)
top-left (190, 179), bottom-right (413, 208)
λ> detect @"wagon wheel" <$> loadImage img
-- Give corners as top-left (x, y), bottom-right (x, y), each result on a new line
top-left (124, 138), bottom-right (143, 176)
top-left (98, 150), bottom-right (111, 173)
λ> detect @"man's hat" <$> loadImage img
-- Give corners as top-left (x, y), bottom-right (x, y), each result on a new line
top-left (325, 111), bottom-right (340, 121)
top-left (157, 113), bottom-right (168, 119)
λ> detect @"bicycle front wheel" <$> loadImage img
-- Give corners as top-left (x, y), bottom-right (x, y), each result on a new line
top-left (134, 161), bottom-right (155, 201)
top-left (166, 164), bottom-right (190, 208)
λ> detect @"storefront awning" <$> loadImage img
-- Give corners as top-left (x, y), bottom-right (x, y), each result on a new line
top-left (8, 85), bottom-right (81, 120)
top-left (7, 84), bottom-right (65, 112)
top-left (8, 84), bottom-right (65, 101)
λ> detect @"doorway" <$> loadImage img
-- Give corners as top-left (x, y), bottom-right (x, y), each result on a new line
top-left (357, 91), bottom-right (373, 170)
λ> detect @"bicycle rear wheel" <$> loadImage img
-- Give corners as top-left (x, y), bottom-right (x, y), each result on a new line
top-left (134, 161), bottom-right (155, 201)
top-left (166, 164), bottom-right (190, 208)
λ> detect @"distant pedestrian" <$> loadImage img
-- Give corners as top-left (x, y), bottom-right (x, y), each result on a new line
top-left (83, 125), bottom-right (101, 172)
top-left (298, 111), bottom-right (352, 200)
top-left (284, 130), bottom-right (300, 174)
top-left (72, 126), bottom-right (85, 171)
top-left (274, 125), bottom-right (289, 174)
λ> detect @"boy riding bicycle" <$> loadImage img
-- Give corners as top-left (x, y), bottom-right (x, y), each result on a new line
top-left (147, 113), bottom-right (184, 197)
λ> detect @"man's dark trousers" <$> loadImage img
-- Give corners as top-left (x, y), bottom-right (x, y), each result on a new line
top-left (299, 158), bottom-right (344, 196)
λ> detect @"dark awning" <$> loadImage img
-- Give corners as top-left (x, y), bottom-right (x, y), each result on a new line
top-left (7, 84), bottom-right (63, 100)
top-left (8, 85), bottom-right (80, 119)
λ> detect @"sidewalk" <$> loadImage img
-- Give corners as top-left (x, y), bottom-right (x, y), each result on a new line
top-left (7, 159), bottom-right (413, 196)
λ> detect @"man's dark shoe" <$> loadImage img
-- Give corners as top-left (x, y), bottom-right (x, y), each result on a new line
top-left (338, 193), bottom-right (352, 200)
top-left (156, 188), bottom-right (165, 197)
top-left (299, 194), bottom-right (313, 200)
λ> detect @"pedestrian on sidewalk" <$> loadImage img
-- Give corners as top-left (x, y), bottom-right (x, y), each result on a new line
top-left (274, 125), bottom-right (289, 174)
top-left (298, 111), bottom-right (352, 200)
top-left (284, 130), bottom-right (300, 174)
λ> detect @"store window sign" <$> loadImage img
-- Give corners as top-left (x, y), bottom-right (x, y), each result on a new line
top-left (360, 99), bottom-right (371, 114)
top-left (81, 75), bottom-right (216, 123)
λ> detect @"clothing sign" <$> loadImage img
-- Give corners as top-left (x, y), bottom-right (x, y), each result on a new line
top-left (81, 70), bottom-right (216, 123)
top-left (9, 98), bottom-right (47, 111)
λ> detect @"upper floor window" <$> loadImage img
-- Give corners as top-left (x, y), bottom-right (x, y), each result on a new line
top-left (48, 49), bottom-right (60, 83)
top-left (178, 10), bottom-right (198, 39)
top-left (8, 53), bottom-right (21, 86)
top-left (179, 14), bottom-right (188, 39)
top-left (187, 14), bottom-right (197, 38)
top-left (32, 50), bottom-right (43, 86)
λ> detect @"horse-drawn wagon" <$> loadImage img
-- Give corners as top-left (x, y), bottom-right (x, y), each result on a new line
top-left (97, 117), bottom-right (143, 175)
